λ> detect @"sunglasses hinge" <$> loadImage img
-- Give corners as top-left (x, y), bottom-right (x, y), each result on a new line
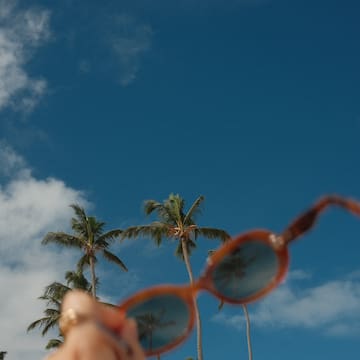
top-left (269, 234), bottom-right (285, 249)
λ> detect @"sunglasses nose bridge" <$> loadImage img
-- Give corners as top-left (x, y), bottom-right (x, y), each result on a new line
top-left (194, 272), bottom-right (224, 303)
top-left (195, 274), bottom-right (207, 289)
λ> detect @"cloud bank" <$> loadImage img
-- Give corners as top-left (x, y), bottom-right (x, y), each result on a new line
top-left (0, 143), bottom-right (87, 359)
top-left (0, 0), bottom-right (50, 112)
top-left (213, 270), bottom-right (360, 337)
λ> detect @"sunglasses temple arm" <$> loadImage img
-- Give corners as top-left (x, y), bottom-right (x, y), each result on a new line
top-left (281, 195), bottom-right (360, 244)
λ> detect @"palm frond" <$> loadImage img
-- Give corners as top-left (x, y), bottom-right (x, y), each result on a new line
top-left (164, 193), bottom-right (186, 224)
top-left (43, 308), bottom-right (61, 318)
top-left (43, 282), bottom-right (70, 300)
top-left (77, 254), bottom-right (90, 272)
top-left (70, 204), bottom-right (88, 234)
top-left (65, 270), bottom-right (91, 290)
top-left (39, 295), bottom-right (62, 309)
top-left (27, 318), bottom-right (47, 332)
top-left (102, 249), bottom-right (128, 271)
top-left (97, 229), bottom-right (123, 244)
top-left (45, 338), bottom-right (63, 350)
top-left (121, 223), bottom-right (169, 244)
top-left (88, 216), bottom-right (105, 237)
top-left (70, 203), bottom-right (87, 222)
top-left (27, 309), bottom-right (60, 336)
top-left (184, 195), bottom-right (205, 225)
top-left (94, 238), bottom-right (110, 249)
top-left (42, 316), bottom-right (60, 336)
top-left (42, 232), bottom-right (82, 248)
top-left (144, 197), bottom-right (179, 224)
top-left (167, 194), bottom-right (185, 223)
top-left (196, 227), bottom-right (230, 242)
top-left (144, 200), bottom-right (162, 215)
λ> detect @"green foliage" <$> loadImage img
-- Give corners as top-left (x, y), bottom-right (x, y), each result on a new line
top-left (27, 270), bottom-right (93, 349)
top-left (122, 194), bottom-right (230, 258)
top-left (45, 339), bottom-right (63, 350)
top-left (122, 194), bottom-right (230, 360)
top-left (42, 204), bottom-right (127, 297)
top-left (31, 204), bottom-right (130, 350)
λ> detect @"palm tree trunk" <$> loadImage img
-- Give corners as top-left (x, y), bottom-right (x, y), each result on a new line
top-left (242, 305), bottom-right (253, 360)
top-left (181, 238), bottom-right (203, 360)
top-left (89, 256), bottom-right (96, 298)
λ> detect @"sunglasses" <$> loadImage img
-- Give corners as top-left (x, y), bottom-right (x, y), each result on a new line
top-left (118, 195), bottom-right (360, 357)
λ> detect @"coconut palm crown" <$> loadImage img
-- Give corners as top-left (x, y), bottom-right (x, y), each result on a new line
top-left (121, 193), bottom-right (230, 360)
top-left (42, 204), bottom-right (127, 297)
top-left (122, 194), bottom-right (230, 259)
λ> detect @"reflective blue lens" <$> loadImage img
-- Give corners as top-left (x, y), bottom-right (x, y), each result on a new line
top-left (212, 240), bottom-right (278, 301)
top-left (126, 294), bottom-right (190, 353)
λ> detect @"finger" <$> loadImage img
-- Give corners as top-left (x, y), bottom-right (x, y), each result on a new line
top-left (61, 290), bottom-right (125, 331)
top-left (122, 318), bottom-right (138, 340)
top-left (121, 319), bottom-right (146, 360)
top-left (57, 321), bottom-right (124, 360)
top-left (76, 321), bottom-right (140, 360)
top-left (66, 322), bottom-right (121, 360)
top-left (60, 290), bottom-right (144, 359)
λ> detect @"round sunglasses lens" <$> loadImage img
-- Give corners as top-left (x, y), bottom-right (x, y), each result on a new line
top-left (212, 240), bottom-right (279, 301)
top-left (126, 294), bottom-right (190, 354)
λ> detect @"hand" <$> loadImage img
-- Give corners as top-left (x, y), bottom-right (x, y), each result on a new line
top-left (47, 290), bottom-right (145, 360)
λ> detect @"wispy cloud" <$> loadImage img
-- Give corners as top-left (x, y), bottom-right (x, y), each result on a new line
top-left (99, 268), bottom-right (142, 304)
top-left (0, 143), bottom-right (88, 359)
top-left (0, 0), bottom-right (50, 112)
top-left (0, 141), bottom-right (26, 176)
top-left (110, 14), bottom-right (152, 86)
top-left (213, 270), bottom-right (360, 337)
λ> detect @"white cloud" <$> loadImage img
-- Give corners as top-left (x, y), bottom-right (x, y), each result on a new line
top-left (213, 270), bottom-right (360, 337)
top-left (286, 269), bottom-right (312, 281)
top-left (347, 269), bottom-right (360, 280)
top-left (111, 14), bottom-right (152, 86)
top-left (0, 144), bottom-right (88, 359)
top-left (0, 0), bottom-right (50, 112)
top-left (0, 141), bottom-right (26, 176)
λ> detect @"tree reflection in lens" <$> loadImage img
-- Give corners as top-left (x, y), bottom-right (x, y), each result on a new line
top-left (127, 294), bottom-right (190, 353)
top-left (136, 307), bottom-right (175, 351)
top-left (212, 240), bottom-right (278, 301)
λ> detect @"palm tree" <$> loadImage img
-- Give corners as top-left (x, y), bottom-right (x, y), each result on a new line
top-left (136, 309), bottom-right (175, 353)
top-left (217, 301), bottom-right (253, 360)
top-left (209, 249), bottom-right (255, 360)
top-left (42, 204), bottom-right (128, 297)
top-left (242, 305), bottom-right (253, 360)
top-left (210, 247), bottom-right (254, 360)
top-left (122, 194), bottom-right (230, 360)
top-left (27, 270), bottom-right (93, 349)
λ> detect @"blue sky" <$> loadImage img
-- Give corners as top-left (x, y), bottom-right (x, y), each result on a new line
top-left (0, 0), bottom-right (360, 359)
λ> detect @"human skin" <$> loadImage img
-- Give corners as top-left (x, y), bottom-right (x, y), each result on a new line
top-left (46, 290), bottom-right (145, 360)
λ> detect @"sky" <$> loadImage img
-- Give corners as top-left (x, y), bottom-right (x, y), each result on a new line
top-left (0, 0), bottom-right (360, 359)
